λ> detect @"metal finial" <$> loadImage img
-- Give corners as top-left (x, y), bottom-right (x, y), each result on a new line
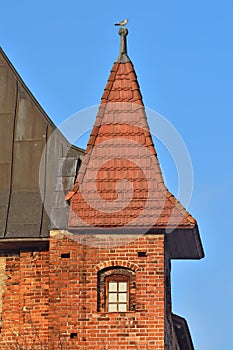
top-left (116, 27), bottom-right (130, 63)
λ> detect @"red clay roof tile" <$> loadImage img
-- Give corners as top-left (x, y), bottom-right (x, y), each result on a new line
top-left (66, 59), bottom-right (198, 233)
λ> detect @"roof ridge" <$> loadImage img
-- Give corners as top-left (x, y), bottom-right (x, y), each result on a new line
top-left (66, 59), bottom-right (151, 201)
top-left (86, 62), bottom-right (120, 153)
top-left (65, 62), bottom-right (121, 201)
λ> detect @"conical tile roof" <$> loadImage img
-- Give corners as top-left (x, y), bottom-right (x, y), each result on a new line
top-left (66, 28), bottom-right (204, 259)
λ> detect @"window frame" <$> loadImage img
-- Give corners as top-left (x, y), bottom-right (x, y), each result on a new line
top-left (97, 266), bottom-right (136, 313)
top-left (106, 275), bottom-right (129, 312)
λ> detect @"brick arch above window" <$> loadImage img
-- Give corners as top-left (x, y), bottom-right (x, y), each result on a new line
top-left (95, 260), bottom-right (140, 273)
top-left (97, 266), bottom-right (136, 313)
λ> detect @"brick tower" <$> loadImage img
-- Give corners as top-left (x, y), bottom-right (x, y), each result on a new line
top-left (53, 27), bottom-right (204, 349)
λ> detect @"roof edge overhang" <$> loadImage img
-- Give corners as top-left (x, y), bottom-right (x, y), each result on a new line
top-left (172, 313), bottom-right (195, 350)
top-left (0, 238), bottom-right (49, 253)
top-left (66, 224), bottom-right (204, 260)
top-left (166, 225), bottom-right (204, 260)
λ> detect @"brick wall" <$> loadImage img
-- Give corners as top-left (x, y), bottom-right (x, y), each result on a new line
top-left (0, 231), bottom-right (174, 349)
top-left (49, 230), bottom-right (169, 350)
top-left (0, 256), bottom-right (6, 328)
top-left (0, 251), bottom-right (49, 349)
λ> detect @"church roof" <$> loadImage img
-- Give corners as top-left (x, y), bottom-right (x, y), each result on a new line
top-left (66, 28), bottom-right (204, 259)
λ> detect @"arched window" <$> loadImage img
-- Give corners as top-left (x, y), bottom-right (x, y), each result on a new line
top-left (97, 266), bottom-right (136, 313)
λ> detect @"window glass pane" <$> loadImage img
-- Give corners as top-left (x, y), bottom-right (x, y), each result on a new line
top-left (109, 282), bottom-right (117, 292)
top-left (118, 303), bottom-right (127, 312)
top-left (118, 293), bottom-right (127, 302)
top-left (108, 303), bottom-right (117, 312)
top-left (119, 282), bottom-right (127, 292)
top-left (109, 293), bottom-right (117, 302)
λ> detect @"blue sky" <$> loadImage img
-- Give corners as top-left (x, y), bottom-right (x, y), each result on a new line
top-left (1, 1), bottom-right (233, 348)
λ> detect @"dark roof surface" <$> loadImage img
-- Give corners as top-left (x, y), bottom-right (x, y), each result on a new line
top-left (172, 313), bottom-right (195, 350)
top-left (0, 48), bottom-right (83, 242)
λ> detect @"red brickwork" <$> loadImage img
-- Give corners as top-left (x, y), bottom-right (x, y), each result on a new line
top-left (0, 257), bottom-right (6, 326)
top-left (0, 251), bottom-right (49, 349)
top-left (49, 231), bottom-right (169, 350)
top-left (0, 231), bottom-right (174, 349)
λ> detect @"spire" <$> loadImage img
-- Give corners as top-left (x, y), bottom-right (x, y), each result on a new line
top-left (116, 27), bottom-right (130, 63)
top-left (65, 29), bottom-right (204, 259)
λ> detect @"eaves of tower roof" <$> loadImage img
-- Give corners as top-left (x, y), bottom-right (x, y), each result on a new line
top-left (66, 29), bottom-right (204, 259)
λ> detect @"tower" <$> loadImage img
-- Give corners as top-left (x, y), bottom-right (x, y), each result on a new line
top-left (52, 27), bottom-right (203, 349)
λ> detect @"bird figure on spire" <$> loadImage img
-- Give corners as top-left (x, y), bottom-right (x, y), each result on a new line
top-left (114, 19), bottom-right (128, 27)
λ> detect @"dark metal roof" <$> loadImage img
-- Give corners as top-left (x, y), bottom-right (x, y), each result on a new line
top-left (0, 48), bottom-right (84, 241)
top-left (172, 313), bottom-right (195, 350)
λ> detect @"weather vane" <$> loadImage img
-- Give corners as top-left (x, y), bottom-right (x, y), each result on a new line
top-left (114, 19), bottom-right (128, 27)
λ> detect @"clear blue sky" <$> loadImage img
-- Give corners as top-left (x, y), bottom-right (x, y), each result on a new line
top-left (1, 1), bottom-right (233, 349)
